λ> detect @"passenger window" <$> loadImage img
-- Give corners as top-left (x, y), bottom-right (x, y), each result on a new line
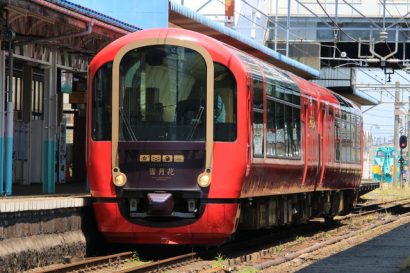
top-left (334, 108), bottom-right (361, 163)
top-left (266, 80), bottom-right (301, 159)
top-left (252, 75), bottom-right (264, 157)
top-left (214, 63), bottom-right (237, 141)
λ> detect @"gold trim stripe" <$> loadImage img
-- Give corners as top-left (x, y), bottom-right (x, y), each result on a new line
top-left (111, 33), bottom-right (214, 183)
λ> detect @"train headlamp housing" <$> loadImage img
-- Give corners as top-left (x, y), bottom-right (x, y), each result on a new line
top-left (197, 171), bottom-right (211, 188)
top-left (113, 170), bottom-right (127, 187)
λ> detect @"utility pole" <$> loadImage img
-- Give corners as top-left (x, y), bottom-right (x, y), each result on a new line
top-left (407, 95), bottom-right (410, 187)
top-left (393, 81), bottom-right (400, 187)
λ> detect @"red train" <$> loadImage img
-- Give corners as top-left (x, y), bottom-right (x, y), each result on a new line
top-left (87, 28), bottom-right (362, 245)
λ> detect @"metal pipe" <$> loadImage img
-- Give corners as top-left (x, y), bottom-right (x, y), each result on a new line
top-left (5, 40), bottom-right (14, 196)
top-left (274, 0), bottom-right (278, 51)
top-left (369, 27), bottom-right (399, 60)
top-left (196, 0), bottom-right (212, 12)
top-left (393, 81), bottom-right (400, 187)
top-left (407, 96), bottom-right (410, 164)
top-left (382, 0), bottom-right (386, 30)
top-left (286, 0), bottom-right (290, 56)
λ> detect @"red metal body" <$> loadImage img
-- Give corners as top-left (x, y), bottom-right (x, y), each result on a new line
top-left (87, 28), bottom-right (363, 245)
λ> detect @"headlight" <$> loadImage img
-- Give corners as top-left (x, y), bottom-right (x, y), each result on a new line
top-left (197, 172), bottom-right (211, 187)
top-left (113, 172), bottom-right (127, 187)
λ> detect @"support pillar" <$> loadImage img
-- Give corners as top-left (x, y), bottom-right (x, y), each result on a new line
top-left (393, 81), bottom-right (400, 187)
top-left (42, 50), bottom-right (57, 193)
top-left (0, 51), bottom-right (5, 195)
top-left (5, 43), bottom-right (14, 195)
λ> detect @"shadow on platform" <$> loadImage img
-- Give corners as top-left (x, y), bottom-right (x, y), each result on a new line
top-left (8, 182), bottom-right (89, 197)
top-left (296, 222), bottom-right (410, 273)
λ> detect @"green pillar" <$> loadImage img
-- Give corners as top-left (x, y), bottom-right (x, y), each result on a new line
top-left (42, 50), bottom-right (57, 193)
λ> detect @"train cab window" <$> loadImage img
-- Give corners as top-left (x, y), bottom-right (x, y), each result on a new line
top-left (266, 79), bottom-right (301, 159)
top-left (214, 63), bottom-right (237, 141)
top-left (252, 75), bottom-right (264, 157)
top-left (118, 45), bottom-right (207, 141)
top-left (92, 62), bottom-right (112, 140)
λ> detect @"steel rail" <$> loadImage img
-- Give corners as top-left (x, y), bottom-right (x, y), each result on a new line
top-left (34, 252), bottom-right (199, 273)
top-left (33, 252), bottom-right (134, 273)
top-left (116, 252), bottom-right (199, 273)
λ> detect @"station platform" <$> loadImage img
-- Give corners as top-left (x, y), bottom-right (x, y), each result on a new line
top-left (297, 221), bottom-right (410, 273)
top-left (0, 189), bottom-right (96, 272)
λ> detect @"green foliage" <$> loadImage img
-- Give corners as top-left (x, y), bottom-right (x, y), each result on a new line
top-left (212, 253), bottom-right (226, 268)
top-left (295, 236), bottom-right (307, 243)
top-left (272, 245), bottom-right (285, 253)
top-left (132, 251), bottom-right (140, 262)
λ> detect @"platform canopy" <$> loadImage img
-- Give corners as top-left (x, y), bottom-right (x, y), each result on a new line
top-left (0, 0), bottom-right (140, 55)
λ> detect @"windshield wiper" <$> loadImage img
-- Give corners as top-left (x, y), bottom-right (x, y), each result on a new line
top-left (120, 107), bottom-right (137, 141)
top-left (188, 106), bottom-right (204, 140)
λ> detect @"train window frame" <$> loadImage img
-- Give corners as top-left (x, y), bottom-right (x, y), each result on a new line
top-left (266, 81), bottom-right (301, 160)
top-left (118, 45), bottom-right (208, 142)
top-left (91, 61), bottom-right (112, 141)
top-left (252, 74), bottom-right (264, 158)
top-left (213, 62), bottom-right (237, 142)
top-left (334, 108), bottom-right (361, 164)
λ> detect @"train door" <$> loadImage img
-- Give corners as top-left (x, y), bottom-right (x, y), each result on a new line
top-left (303, 98), bottom-right (320, 189)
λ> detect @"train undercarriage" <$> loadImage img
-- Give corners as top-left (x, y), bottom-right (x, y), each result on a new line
top-left (238, 189), bottom-right (358, 229)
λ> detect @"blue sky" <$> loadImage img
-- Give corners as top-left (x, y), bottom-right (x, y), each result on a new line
top-left (69, 0), bottom-right (169, 29)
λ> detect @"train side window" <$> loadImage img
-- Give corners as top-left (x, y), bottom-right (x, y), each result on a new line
top-left (253, 75), bottom-right (264, 157)
top-left (355, 115), bottom-right (361, 163)
top-left (92, 62), bottom-right (112, 141)
top-left (214, 63), bottom-right (237, 141)
top-left (293, 107), bottom-right (301, 157)
top-left (335, 118), bottom-right (341, 161)
top-left (345, 113), bottom-right (352, 162)
top-left (267, 100), bottom-right (276, 156)
top-left (335, 109), bottom-right (361, 163)
top-left (266, 81), bottom-right (301, 159)
top-left (275, 102), bottom-right (285, 156)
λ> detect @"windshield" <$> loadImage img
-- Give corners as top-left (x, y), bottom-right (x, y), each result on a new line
top-left (119, 45), bottom-right (207, 141)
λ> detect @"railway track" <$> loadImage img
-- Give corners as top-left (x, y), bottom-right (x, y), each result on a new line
top-left (32, 252), bottom-right (199, 273)
top-left (32, 198), bottom-right (410, 273)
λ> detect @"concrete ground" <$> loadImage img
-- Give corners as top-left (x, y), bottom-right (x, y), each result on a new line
top-left (296, 222), bottom-right (410, 273)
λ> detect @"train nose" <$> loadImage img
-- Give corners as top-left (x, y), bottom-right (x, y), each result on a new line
top-left (147, 193), bottom-right (174, 215)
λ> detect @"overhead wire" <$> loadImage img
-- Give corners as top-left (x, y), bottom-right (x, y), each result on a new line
top-left (340, 0), bottom-right (382, 30)
top-left (314, 0), bottom-right (361, 43)
top-left (212, 0), bottom-right (327, 63)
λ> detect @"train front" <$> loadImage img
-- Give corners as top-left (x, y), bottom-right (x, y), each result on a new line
top-left (87, 30), bottom-right (244, 245)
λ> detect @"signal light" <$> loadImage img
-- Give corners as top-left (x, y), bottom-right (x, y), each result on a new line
top-left (399, 135), bottom-right (407, 149)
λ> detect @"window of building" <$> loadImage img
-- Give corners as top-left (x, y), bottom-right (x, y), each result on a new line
top-left (32, 79), bottom-right (44, 120)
